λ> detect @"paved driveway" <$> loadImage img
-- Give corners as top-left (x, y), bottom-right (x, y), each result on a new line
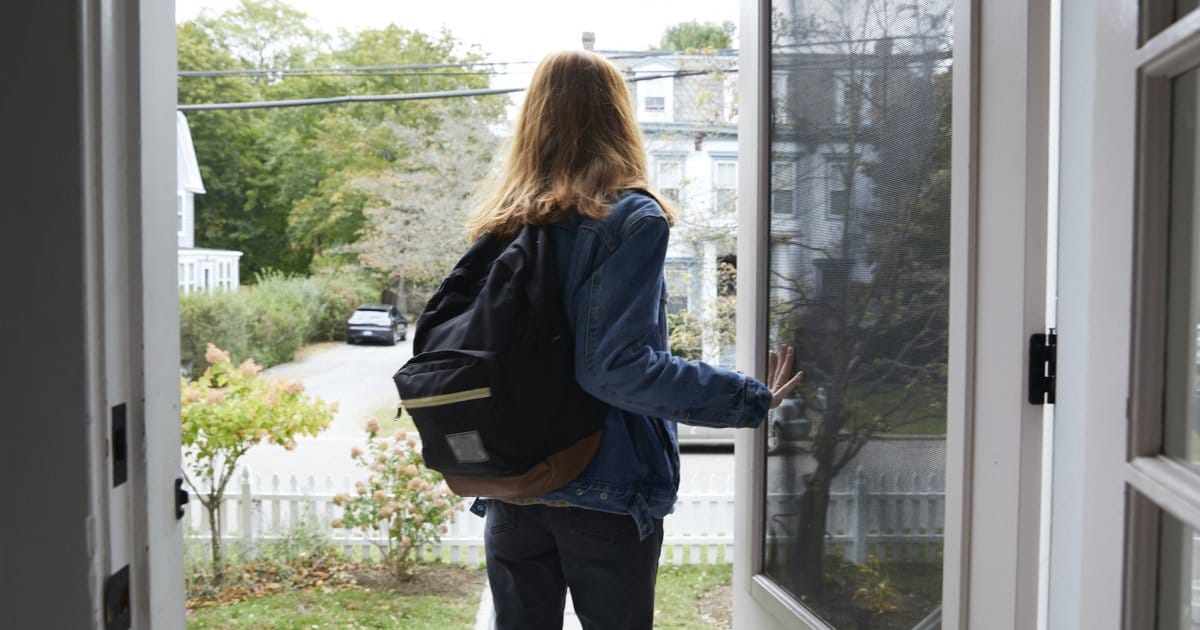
top-left (230, 339), bottom-right (413, 481)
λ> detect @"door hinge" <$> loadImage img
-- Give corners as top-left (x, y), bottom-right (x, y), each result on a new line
top-left (1028, 329), bottom-right (1057, 405)
top-left (111, 403), bottom-right (127, 487)
top-left (174, 476), bottom-right (189, 520)
top-left (104, 565), bottom-right (131, 630)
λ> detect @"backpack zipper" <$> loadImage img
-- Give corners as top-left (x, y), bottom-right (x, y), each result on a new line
top-left (403, 387), bottom-right (492, 409)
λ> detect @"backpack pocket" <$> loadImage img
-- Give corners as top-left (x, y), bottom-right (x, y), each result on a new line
top-left (394, 350), bottom-right (522, 476)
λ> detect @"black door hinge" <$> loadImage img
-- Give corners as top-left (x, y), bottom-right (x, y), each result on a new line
top-left (174, 476), bottom-right (189, 520)
top-left (1028, 329), bottom-right (1057, 405)
top-left (111, 403), bottom-right (127, 487)
top-left (104, 565), bottom-right (131, 630)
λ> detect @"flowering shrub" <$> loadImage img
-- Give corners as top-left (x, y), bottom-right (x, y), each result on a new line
top-left (333, 420), bottom-right (464, 576)
top-left (181, 343), bottom-right (335, 582)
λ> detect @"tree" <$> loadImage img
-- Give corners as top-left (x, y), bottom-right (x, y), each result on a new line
top-left (768, 0), bottom-right (952, 601)
top-left (193, 0), bottom-right (322, 71)
top-left (285, 26), bottom-right (499, 272)
top-left (348, 99), bottom-right (502, 312)
top-left (178, 1), bottom-right (499, 278)
top-left (658, 20), bottom-right (736, 51)
top-left (180, 344), bottom-right (335, 582)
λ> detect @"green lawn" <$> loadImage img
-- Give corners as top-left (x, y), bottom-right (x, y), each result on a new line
top-left (186, 562), bottom-right (732, 629)
top-left (188, 587), bottom-right (479, 629)
top-left (654, 564), bottom-right (733, 628)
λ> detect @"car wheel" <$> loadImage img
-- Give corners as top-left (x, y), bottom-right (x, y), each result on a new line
top-left (346, 337), bottom-right (355, 345)
top-left (386, 328), bottom-right (399, 346)
top-left (400, 330), bottom-right (407, 341)
top-left (766, 421), bottom-right (783, 455)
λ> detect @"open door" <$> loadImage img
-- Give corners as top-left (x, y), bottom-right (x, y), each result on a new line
top-left (733, 0), bottom-right (1052, 627)
top-left (1048, 2), bottom-right (1200, 627)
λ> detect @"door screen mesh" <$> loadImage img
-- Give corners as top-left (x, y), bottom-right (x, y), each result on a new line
top-left (763, 1), bottom-right (952, 627)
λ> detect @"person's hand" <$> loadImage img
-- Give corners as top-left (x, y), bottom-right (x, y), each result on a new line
top-left (767, 345), bottom-right (805, 409)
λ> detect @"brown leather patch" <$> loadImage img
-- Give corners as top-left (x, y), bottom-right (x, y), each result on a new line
top-left (442, 431), bottom-right (603, 498)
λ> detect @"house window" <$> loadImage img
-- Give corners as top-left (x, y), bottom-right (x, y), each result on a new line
top-left (645, 96), bottom-right (665, 112)
top-left (667, 295), bottom-right (688, 314)
top-left (828, 160), bottom-right (852, 216)
top-left (813, 258), bottom-right (849, 300)
top-left (771, 160), bottom-right (795, 215)
top-left (829, 190), bottom-right (849, 215)
top-left (714, 161), bottom-right (737, 213)
top-left (656, 158), bottom-right (683, 203)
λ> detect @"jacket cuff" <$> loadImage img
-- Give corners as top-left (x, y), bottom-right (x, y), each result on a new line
top-left (738, 378), bottom-right (773, 428)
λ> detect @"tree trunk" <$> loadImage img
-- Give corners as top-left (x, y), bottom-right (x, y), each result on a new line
top-left (207, 496), bottom-right (223, 584)
top-left (795, 431), bottom-right (839, 595)
top-left (396, 276), bottom-right (408, 315)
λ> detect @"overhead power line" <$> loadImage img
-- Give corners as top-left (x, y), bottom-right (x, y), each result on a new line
top-left (176, 50), bottom-right (720, 79)
top-left (178, 86), bottom-right (525, 111)
top-left (180, 70), bottom-right (502, 79)
top-left (178, 61), bottom-right (534, 78)
top-left (177, 69), bottom-right (737, 112)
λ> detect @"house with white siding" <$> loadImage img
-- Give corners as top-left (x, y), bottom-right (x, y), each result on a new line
top-left (176, 112), bottom-right (241, 293)
top-left (610, 51), bottom-right (742, 365)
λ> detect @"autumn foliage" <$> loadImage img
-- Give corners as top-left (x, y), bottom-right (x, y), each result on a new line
top-left (333, 420), bottom-right (463, 576)
top-left (182, 343), bottom-right (336, 582)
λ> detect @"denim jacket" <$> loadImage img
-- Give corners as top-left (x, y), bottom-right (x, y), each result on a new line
top-left (471, 191), bottom-right (773, 539)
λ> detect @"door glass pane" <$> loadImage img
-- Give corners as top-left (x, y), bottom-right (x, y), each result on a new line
top-left (1156, 507), bottom-right (1200, 629)
top-left (1165, 67), bottom-right (1200, 466)
top-left (764, 0), bottom-right (952, 626)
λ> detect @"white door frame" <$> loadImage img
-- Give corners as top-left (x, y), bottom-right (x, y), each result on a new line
top-left (130, 0), bottom-right (188, 625)
top-left (949, 1), bottom-right (1052, 627)
top-left (732, 0), bottom-right (1053, 627)
top-left (88, 0), bottom-right (186, 626)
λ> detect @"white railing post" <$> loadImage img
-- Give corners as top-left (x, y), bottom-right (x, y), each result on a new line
top-left (239, 467), bottom-right (253, 557)
top-left (852, 465), bottom-right (867, 563)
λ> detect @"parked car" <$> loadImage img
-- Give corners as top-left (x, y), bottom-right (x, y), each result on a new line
top-left (346, 304), bottom-right (407, 345)
top-left (767, 392), bottom-right (812, 454)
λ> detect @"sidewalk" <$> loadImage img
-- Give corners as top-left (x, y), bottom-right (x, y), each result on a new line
top-left (473, 582), bottom-right (582, 630)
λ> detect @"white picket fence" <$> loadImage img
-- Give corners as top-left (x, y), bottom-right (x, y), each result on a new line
top-left (183, 465), bottom-right (943, 566)
top-left (767, 465), bottom-right (945, 564)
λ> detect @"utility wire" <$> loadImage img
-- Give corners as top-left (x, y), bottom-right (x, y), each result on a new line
top-left (179, 61), bottom-right (532, 78)
top-left (178, 69), bottom-right (737, 112)
top-left (176, 50), bottom-right (721, 78)
top-left (179, 70), bottom-right (502, 79)
top-left (178, 86), bottom-right (525, 111)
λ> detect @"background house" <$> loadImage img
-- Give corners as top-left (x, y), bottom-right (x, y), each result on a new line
top-left (176, 111), bottom-right (241, 293)
top-left (609, 51), bottom-right (740, 366)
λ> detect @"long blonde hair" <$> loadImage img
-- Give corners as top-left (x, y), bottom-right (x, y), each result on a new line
top-left (467, 50), bottom-right (677, 239)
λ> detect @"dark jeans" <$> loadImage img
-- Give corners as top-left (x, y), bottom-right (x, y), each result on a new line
top-left (484, 500), bottom-right (665, 630)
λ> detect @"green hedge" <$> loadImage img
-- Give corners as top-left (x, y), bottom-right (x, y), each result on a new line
top-left (180, 272), bottom-right (379, 375)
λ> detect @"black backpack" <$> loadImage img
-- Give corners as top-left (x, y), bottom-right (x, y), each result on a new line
top-left (392, 223), bottom-right (608, 498)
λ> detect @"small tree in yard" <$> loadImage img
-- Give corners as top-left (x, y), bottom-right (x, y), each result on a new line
top-left (181, 343), bottom-right (335, 583)
top-left (333, 420), bottom-right (464, 577)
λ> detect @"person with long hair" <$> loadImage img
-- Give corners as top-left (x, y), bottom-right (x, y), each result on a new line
top-left (467, 49), bottom-right (803, 630)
